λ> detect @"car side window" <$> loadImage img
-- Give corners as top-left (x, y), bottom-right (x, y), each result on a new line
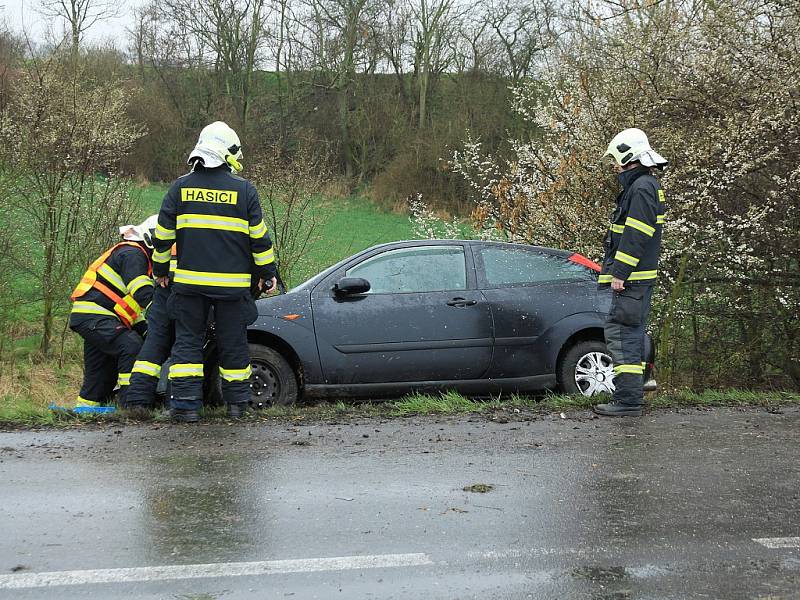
top-left (346, 246), bottom-right (467, 294)
top-left (478, 246), bottom-right (591, 287)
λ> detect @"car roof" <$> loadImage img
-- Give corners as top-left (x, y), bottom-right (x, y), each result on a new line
top-left (364, 239), bottom-right (573, 257)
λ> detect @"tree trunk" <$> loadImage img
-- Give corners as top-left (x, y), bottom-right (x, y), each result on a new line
top-left (337, 86), bottom-right (353, 179)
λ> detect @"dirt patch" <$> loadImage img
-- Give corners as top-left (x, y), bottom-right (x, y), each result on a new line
top-left (463, 483), bottom-right (494, 493)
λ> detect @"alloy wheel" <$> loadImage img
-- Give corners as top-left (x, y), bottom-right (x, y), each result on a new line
top-left (574, 351), bottom-right (615, 397)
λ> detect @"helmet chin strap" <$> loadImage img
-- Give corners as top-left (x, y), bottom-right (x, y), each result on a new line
top-left (226, 154), bottom-right (242, 173)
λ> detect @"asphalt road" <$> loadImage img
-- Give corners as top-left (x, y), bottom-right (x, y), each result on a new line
top-left (0, 406), bottom-right (798, 599)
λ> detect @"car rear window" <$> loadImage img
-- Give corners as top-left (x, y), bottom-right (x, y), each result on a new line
top-left (478, 246), bottom-right (593, 287)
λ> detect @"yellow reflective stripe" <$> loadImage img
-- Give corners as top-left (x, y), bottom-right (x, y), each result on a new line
top-left (133, 360), bottom-right (161, 378)
top-left (173, 268), bottom-right (251, 288)
top-left (658, 190), bottom-right (666, 202)
top-left (219, 365), bottom-right (252, 382)
top-left (176, 214), bottom-right (249, 234)
top-left (155, 223), bottom-right (175, 240)
top-left (609, 224), bottom-right (625, 234)
top-left (76, 397), bottom-right (101, 407)
top-left (614, 364), bottom-right (645, 375)
top-left (168, 363), bottom-right (204, 379)
top-left (656, 215), bottom-right (665, 224)
top-left (625, 217), bottom-right (655, 237)
top-left (628, 270), bottom-right (658, 281)
top-left (615, 251), bottom-right (640, 267)
top-left (169, 259), bottom-right (177, 273)
top-left (97, 263), bottom-right (127, 294)
top-left (249, 220), bottom-right (267, 239)
top-left (252, 248), bottom-right (275, 266)
top-left (117, 373), bottom-right (131, 386)
top-left (128, 275), bottom-right (154, 295)
top-left (72, 301), bottom-right (116, 317)
top-left (152, 248), bottom-right (171, 263)
top-left (598, 274), bottom-right (613, 283)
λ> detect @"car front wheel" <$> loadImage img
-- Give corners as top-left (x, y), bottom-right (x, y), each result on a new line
top-left (248, 344), bottom-right (299, 408)
top-left (558, 340), bottom-right (616, 397)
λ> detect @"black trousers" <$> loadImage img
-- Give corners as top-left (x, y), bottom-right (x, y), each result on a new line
top-left (70, 316), bottom-right (143, 405)
top-left (168, 292), bottom-right (257, 410)
top-left (126, 286), bottom-right (174, 407)
top-left (604, 285), bottom-right (654, 406)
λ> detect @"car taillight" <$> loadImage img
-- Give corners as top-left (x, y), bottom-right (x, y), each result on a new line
top-left (569, 253), bottom-right (601, 272)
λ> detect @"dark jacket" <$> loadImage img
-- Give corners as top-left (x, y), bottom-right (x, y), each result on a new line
top-left (152, 166), bottom-right (277, 299)
top-left (599, 166), bottom-right (666, 286)
top-left (69, 243), bottom-right (154, 330)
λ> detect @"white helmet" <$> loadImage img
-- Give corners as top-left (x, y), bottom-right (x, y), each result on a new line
top-left (187, 121), bottom-right (244, 172)
top-left (604, 128), bottom-right (668, 168)
top-left (120, 215), bottom-right (159, 248)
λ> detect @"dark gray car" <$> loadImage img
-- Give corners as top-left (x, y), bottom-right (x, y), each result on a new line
top-left (246, 240), bottom-right (655, 406)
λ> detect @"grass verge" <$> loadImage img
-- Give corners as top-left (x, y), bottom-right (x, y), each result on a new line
top-left (1, 388), bottom-right (798, 428)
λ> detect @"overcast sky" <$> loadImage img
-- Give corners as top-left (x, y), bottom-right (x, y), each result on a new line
top-left (2, 0), bottom-right (142, 46)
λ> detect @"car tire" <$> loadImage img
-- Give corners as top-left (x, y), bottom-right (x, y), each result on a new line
top-left (558, 340), bottom-right (616, 397)
top-left (248, 343), bottom-right (299, 407)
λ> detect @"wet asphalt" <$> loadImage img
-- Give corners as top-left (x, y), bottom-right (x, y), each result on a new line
top-left (0, 406), bottom-right (798, 599)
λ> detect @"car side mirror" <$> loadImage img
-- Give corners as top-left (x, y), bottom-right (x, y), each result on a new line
top-left (333, 277), bottom-right (371, 296)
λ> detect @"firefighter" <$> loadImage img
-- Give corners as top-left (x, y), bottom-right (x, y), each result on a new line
top-left (152, 121), bottom-right (277, 422)
top-left (123, 244), bottom-right (177, 411)
top-left (594, 128), bottom-right (667, 417)
top-left (69, 216), bottom-right (158, 408)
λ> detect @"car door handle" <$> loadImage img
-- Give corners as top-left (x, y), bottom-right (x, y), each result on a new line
top-left (447, 298), bottom-right (477, 307)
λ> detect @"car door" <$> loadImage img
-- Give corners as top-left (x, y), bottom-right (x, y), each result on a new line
top-left (473, 244), bottom-right (598, 378)
top-left (311, 244), bottom-right (494, 384)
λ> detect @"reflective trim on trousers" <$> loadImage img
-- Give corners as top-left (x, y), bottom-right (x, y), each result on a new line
top-left (132, 360), bottom-right (161, 378)
top-left (219, 365), bottom-right (252, 382)
top-left (168, 363), bottom-right (204, 379)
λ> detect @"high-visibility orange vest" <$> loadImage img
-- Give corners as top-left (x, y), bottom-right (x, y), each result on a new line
top-left (70, 242), bottom-right (153, 328)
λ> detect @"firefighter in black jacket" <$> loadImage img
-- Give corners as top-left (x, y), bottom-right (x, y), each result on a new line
top-left (152, 121), bottom-right (277, 422)
top-left (69, 216), bottom-right (157, 407)
top-left (594, 128), bottom-right (667, 417)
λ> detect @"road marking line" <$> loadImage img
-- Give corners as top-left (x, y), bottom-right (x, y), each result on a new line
top-left (0, 553), bottom-right (434, 590)
top-left (753, 537), bottom-right (800, 549)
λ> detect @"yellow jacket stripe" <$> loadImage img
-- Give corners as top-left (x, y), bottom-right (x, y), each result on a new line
top-left (614, 363), bottom-right (645, 375)
top-left (219, 365), bottom-right (252, 382)
top-left (615, 251), bottom-right (640, 267)
top-left (117, 373), bottom-right (131, 386)
top-left (133, 360), bottom-right (161, 378)
top-left (97, 263), bottom-right (127, 294)
top-left (128, 275), bottom-right (154, 296)
top-left (609, 224), bottom-right (625, 234)
top-left (152, 248), bottom-right (171, 264)
top-left (656, 215), bottom-right (665, 224)
top-left (177, 214), bottom-right (249, 235)
top-left (249, 220), bottom-right (268, 239)
top-left (155, 223), bottom-right (175, 241)
top-left (253, 248), bottom-right (275, 266)
top-left (71, 301), bottom-right (117, 318)
top-left (628, 270), bottom-right (658, 281)
top-left (168, 363), bottom-right (204, 378)
top-left (173, 268), bottom-right (251, 288)
top-left (625, 217), bottom-right (655, 237)
top-left (598, 274), bottom-right (613, 284)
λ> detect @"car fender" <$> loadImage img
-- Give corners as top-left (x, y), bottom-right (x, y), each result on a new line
top-left (535, 311), bottom-right (607, 373)
top-left (248, 314), bottom-right (324, 385)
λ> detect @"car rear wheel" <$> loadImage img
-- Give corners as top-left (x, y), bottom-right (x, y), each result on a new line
top-left (558, 340), bottom-right (616, 397)
top-left (248, 344), bottom-right (299, 408)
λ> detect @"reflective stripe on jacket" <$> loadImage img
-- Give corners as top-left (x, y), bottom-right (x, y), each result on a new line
top-left (599, 166), bottom-right (666, 286)
top-left (153, 167), bottom-right (277, 299)
top-left (70, 242), bottom-right (154, 327)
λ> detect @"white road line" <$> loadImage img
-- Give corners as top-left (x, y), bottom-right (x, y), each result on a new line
top-left (753, 537), bottom-right (800, 549)
top-left (0, 553), bottom-right (434, 590)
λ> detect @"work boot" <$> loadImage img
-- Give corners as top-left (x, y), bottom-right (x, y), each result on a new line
top-left (593, 401), bottom-right (643, 417)
top-left (171, 408), bottom-right (200, 423)
top-left (226, 403), bottom-right (248, 419)
top-left (120, 405), bottom-right (154, 421)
